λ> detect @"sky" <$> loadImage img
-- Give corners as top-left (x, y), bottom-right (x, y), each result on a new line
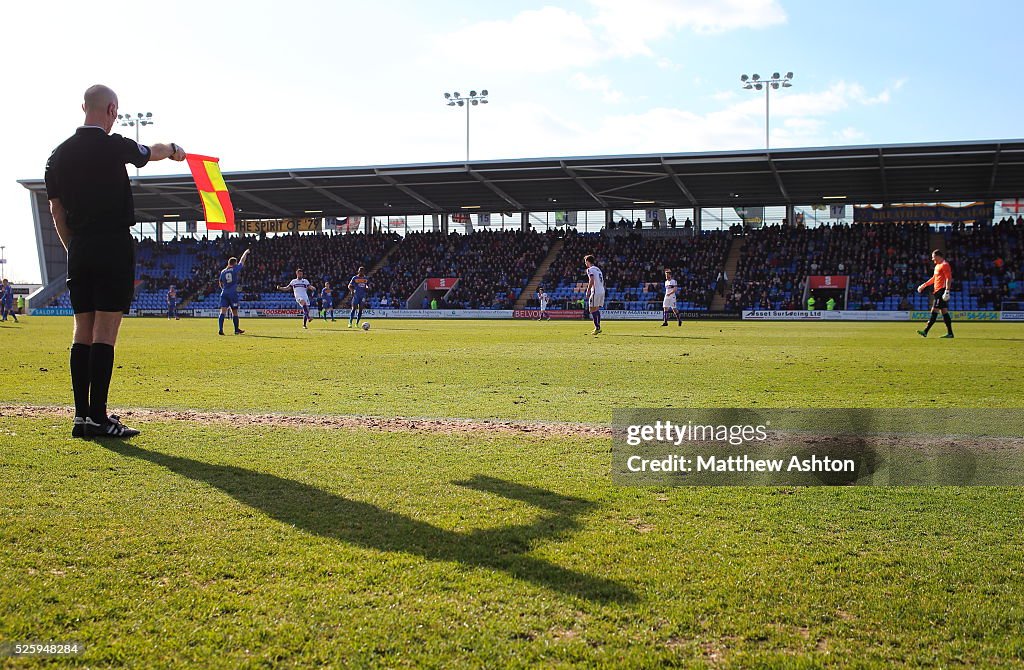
top-left (3, 0), bottom-right (1022, 283)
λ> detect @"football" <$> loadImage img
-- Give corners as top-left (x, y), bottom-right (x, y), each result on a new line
top-left (361, 322), bottom-right (371, 331)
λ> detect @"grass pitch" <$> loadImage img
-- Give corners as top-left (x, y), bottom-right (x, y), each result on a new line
top-left (2, 316), bottom-right (1021, 419)
top-left (2, 316), bottom-right (1024, 668)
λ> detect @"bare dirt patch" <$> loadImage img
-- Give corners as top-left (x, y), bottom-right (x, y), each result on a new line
top-left (0, 404), bottom-right (612, 439)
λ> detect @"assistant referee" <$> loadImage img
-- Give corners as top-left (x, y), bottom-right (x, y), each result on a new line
top-left (45, 84), bottom-right (187, 438)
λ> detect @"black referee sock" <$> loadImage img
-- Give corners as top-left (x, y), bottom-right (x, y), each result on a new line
top-left (943, 313), bottom-right (953, 335)
top-left (88, 343), bottom-right (115, 423)
top-left (924, 312), bottom-right (938, 333)
top-left (70, 343), bottom-right (91, 418)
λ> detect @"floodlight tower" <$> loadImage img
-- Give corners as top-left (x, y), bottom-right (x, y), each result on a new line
top-left (117, 111), bottom-right (155, 175)
top-left (740, 72), bottom-right (794, 150)
top-left (443, 90), bottom-right (489, 162)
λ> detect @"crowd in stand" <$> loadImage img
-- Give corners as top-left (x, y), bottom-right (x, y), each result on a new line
top-left (727, 222), bottom-right (932, 310)
top-left (543, 230), bottom-right (731, 308)
top-left (943, 217), bottom-right (1024, 308)
top-left (51, 216), bottom-right (1024, 313)
top-left (137, 232), bottom-right (398, 304)
top-left (373, 230), bottom-right (556, 309)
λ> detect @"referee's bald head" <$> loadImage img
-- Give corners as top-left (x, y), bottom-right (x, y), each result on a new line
top-left (82, 85), bottom-right (118, 132)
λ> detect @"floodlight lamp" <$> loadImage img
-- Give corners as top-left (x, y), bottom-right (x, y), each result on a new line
top-left (470, 90), bottom-right (477, 97)
top-left (751, 73), bottom-right (760, 81)
top-left (444, 92), bottom-right (450, 98)
top-left (453, 92), bottom-right (460, 98)
top-left (146, 112), bottom-right (152, 117)
top-left (481, 99), bottom-right (488, 104)
top-left (772, 72), bottom-right (780, 80)
top-left (771, 82), bottom-right (780, 89)
top-left (481, 89), bottom-right (488, 96)
top-left (742, 83), bottom-right (752, 89)
top-left (447, 101), bottom-right (456, 106)
top-left (754, 83), bottom-right (763, 90)
top-left (471, 99), bottom-right (478, 105)
top-left (782, 81), bottom-right (792, 87)
top-left (740, 74), bottom-right (749, 82)
top-left (457, 100), bottom-right (464, 106)
top-left (785, 72), bottom-right (794, 79)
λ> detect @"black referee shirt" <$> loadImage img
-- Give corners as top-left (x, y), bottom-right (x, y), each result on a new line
top-left (44, 126), bottom-right (151, 234)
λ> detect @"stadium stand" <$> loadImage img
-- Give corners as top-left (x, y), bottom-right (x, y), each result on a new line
top-left (371, 230), bottom-right (556, 309)
top-left (541, 230), bottom-right (732, 311)
top-left (729, 223), bottom-right (935, 311)
top-left (42, 219), bottom-right (1024, 314)
top-left (942, 218), bottom-right (1024, 310)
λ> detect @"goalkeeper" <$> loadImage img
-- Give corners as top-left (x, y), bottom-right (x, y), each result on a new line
top-left (916, 249), bottom-right (954, 339)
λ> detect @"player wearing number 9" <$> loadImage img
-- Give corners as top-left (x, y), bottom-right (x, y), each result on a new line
top-left (218, 248), bottom-right (251, 336)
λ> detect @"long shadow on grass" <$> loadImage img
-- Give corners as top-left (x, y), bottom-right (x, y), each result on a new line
top-left (602, 333), bottom-right (710, 340)
top-left (99, 442), bottom-right (636, 604)
top-left (242, 334), bottom-right (304, 340)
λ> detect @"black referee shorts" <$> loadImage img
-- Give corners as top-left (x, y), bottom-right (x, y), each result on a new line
top-left (931, 290), bottom-right (948, 311)
top-left (66, 232), bottom-right (136, 314)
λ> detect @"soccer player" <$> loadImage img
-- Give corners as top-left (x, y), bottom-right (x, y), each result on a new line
top-left (279, 268), bottom-right (313, 329)
top-left (917, 249), bottom-right (954, 338)
top-left (46, 84), bottom-right (186, 438)
top-left (584, 254), bottom-right (604, 335)
top-left (662, 269), bottom-right (682, 327)
top-left (347, 266), bottom-right (369, 328)
top-left (217, 248), bottom-right (250, 335)
top-left (0, 279), bottom-right (17, 323)
top-left (321, 282), bottom-right (335, 321)
top-left (166, 285), bottom-right (178, 320)
top-left (537, 286), bottom-right (550, 320)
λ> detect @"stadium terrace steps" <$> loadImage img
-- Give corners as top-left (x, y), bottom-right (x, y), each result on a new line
top-left (710, 234), bottom-right (743, 311)
top-left (515, 238), bottom-right (565, 309)
top-left (338, 238), bottom-right (402, 308)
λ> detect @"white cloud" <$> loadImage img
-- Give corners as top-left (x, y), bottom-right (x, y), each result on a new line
top-left (571, 73), bottom-right (624, 103)
top-left (429, 0), bottom-right (787, 72)
top-left (835, 127), bottom-right (867, 142)
top-left (591, 0), bottom-right (787, 56)
top-left (429, 7), bottom-right (604, 73)
top-left (496, 78), bottom-right (900, 157)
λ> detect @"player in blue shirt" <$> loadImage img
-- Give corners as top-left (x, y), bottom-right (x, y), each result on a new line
top-left (321, 282), bottom-right (335, 321)
top-left (218, 248), bottom-right (250, 335)
top-left (0, 279), bottom-right (17, 323)
top-left (166, 285), bottom-right (178, 320)
top-left (347, 267), bottom-right (369, 328)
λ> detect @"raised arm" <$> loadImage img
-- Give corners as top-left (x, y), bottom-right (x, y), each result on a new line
top-left (148, 143), bottom-right (187, 162)
top-left (239, 248), bottom-right (251, 266)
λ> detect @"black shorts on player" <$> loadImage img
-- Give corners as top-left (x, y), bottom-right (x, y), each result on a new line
top-left (931, 290), bottom-right (948, 311)
top-left (66, 232), bottom-right (136, 314)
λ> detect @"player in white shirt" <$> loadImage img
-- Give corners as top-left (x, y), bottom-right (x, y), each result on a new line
top-left (662, 268), bottom-right (682, 327)
top-left (537, 287), bottom-right (550, 320)
top-left (278, 267), bottom-right (314, 329)
top-left (584, 254), bottom-right (604, 335)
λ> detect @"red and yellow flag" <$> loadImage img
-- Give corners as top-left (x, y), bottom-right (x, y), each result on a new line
top-left (186, 154), bottom-right (235, 231)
